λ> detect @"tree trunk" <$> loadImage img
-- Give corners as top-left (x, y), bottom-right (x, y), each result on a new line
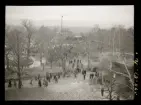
top-left (6, 54), bottom-right (9, 70)
top-left (101, 71), bottom-right (103, 85)
top-left (88, 52), bottom-right (90, 69)
top-left (40, 52), bottom-right (42, 66)
top-left (61, 58), bottom-right (65, 71)
top-left (17, 35), bottom-right (22, 89)
top-left (64, 54), bottom-right (67, 72)
top-left (27, 49), bottom-right (29, 60)
top-left (18, 72), bottom-right (22, 89)
top-left (109, 92), bottom-right (112, 100)
top-left (87, 42), bottom-right (90, 69)
top-left (27, 43), bottom-right (30, 62)
top-left (62, 58), bottom-right (66, 78)
top-left (27, 35), bottom-right (31, 61)
top-left (113, 30), bottom-right (116, 56)
top-left (26, 46), bottom-right (30, 68)
top-left (109, 78), bottom-right (114, 100)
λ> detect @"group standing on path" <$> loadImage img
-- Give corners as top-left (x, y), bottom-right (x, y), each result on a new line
top-left (35, 72), bottom-right (63, 87)
top-left (6, 59), bottom-right (100, 90)
top-left (69, 58), bottom-right (100, 83)
top-left (7, 79), bottom-right (17, 88)
top-left (6, 72), bottom-right (61, 89)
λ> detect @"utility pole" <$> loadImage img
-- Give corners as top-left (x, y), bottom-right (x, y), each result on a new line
top-left (60, 15), bottom-right (66, 74)
top-left (61, 16), bottom-right (63, 35)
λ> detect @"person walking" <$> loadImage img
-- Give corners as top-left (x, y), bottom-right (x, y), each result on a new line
top-left (101, 86), bottom-right (104, 97)
top-left (46, 73), bottom-right (50, 82)
top-left (84, 70), bottom-right (86, 80)
top-left (82, 70), bottom-right (86, 80)
top-left (77, 60), bottom-right (79, 68)
top-left (90, 73), bottom-right (94, 80)
top-left (89, 73), bottom-right (91, 79)
top-left (93, 67), bottom-right (96, 72)
top-left (8, 79), bottom-right (12, 88)
top-left (43, 78), bottom-right (48, 87)
top-left (14, 79), bottom-right (17, 88)
top-left (50, 73), bottom-right (52, 80)
top-left (30, 79), bottom-right (33, 85)
top-left (48, 75), bottom-right (51, 82)
top-left (95, 71), bottom-right (99, 84)
top-left (74, 70), bottom-right (77, 78)
top-left (58, 73), bottom-right (60, 79)
top-left (56, 75), bottom-right (58, 83)
top-left (38, 79), bottom-right (42, 87)
top-left (45, 79), bottom-right (48, 87)
top-left (54, 75), bottom-right (58, 83)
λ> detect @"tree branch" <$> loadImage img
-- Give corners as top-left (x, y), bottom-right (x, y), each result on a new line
top-left (115, 82), bottom-right (134, 91)
top-left (123, 57), bottom-right (134, 87)
top-left (109, 69), bottom-right (129, 78)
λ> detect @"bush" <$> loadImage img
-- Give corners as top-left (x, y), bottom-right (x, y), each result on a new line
top-left (98, 57), bottom-right (110, 71)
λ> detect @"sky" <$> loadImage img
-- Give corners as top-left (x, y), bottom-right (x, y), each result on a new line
top-left (6, 6), bottom-right (134, 28)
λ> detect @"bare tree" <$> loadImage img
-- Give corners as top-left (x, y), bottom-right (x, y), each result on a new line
top-left (8, 29), bottom-right (24, 89)
top-left (108, 57), bottom-right (134, 99)
top-left (5, 26), bottom-right (33, 89)
top-left (22, 20), bottom-right (35, 62)
top-left (35, 26), bottom-right (57, 66)
top-left (36, 41), bottom-right (44, 66)
top-left (51, 44), bottom-right (73, 74)
top-left (109, 25), bottom-right (134, 94)
top-left (5, 45), bottom-right (12, 71)
top-left (104, 73), bottom-right (117, 100)
top-left (5, 25), bottom-right (11, 71)
top-left (47, 47), bottom-right (58, 69)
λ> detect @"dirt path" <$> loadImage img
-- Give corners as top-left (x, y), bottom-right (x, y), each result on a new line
top-left (5, 73), bottom-right (108, 100)
top-left (5, 56), bottom-right (110, 100)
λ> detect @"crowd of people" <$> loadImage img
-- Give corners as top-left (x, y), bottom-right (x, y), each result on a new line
top-left (35, 72), bottom-right (62, 87)
top-left (7, 72), bottom-right (62, 88)
top-left (6, 58), bottom-right (121, 100)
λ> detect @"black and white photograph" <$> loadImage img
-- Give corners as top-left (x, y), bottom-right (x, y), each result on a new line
top-left (5, 6), bottom-right (134, 100)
